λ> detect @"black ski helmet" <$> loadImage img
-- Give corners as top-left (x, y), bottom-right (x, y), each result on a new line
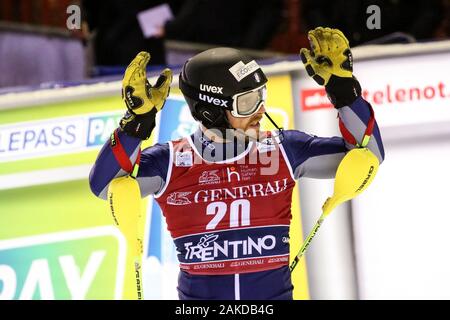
top-left (179, 47), bottom-right (268, 129)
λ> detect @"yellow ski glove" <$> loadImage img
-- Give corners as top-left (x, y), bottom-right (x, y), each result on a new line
top-left (122, 51), bottom-right (172, 115)
top-left (300, 27), bottom-right (353, 86)
top-left (120, 52), bottom-right (173, 139)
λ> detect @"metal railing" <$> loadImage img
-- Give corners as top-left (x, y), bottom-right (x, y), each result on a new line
top-left (0, 21), bottom-right (76, 38)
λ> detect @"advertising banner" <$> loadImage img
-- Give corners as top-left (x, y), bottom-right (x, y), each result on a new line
top-left (0, 95), bottom-right (136, 299)
top-left (299, 52), bottom-right (450, 128)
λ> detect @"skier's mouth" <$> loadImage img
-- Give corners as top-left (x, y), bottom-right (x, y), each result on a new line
top-left (247, 118), bottom-right (262, 130)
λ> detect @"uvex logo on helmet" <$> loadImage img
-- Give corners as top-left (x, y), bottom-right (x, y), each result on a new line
top-left (200, 84), bottom-right (224, 94)
top-left (198, 93), bottom-right (229, 107)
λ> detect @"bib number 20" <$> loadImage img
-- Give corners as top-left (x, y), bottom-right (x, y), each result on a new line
top-left (206, 199), bottom-right (250, 230)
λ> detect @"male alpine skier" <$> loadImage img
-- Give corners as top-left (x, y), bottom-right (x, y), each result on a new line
top-left (89, 27), bottom-right (384, 300)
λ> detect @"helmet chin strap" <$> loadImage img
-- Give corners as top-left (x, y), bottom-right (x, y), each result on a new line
top-left (264, 112), bottom-right (285, 143)
top-left (264, 112), bottom-right (283, 132)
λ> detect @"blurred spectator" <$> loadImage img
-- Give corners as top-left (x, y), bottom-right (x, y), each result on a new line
top-left (82, 0), bottom-right (167, 66)
top-left (0, 31), bottom-right (85, 88)
top-left (435, 0), bottom-right (450, 39)
top-left (162, 0), bottom-right (283, 50)
top-left (0, 0), bottom-right (85, 88)
top-left (302, 0), bottom-right (445, 46)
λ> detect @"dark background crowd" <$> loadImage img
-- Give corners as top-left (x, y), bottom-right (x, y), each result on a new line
top-left (0, 0), bottom-right (448, 88)
top-left (75, 0), bottom-right (450, 65)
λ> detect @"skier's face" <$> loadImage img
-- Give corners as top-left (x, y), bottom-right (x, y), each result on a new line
top-left (226, 103), bottom-right (266, 140)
